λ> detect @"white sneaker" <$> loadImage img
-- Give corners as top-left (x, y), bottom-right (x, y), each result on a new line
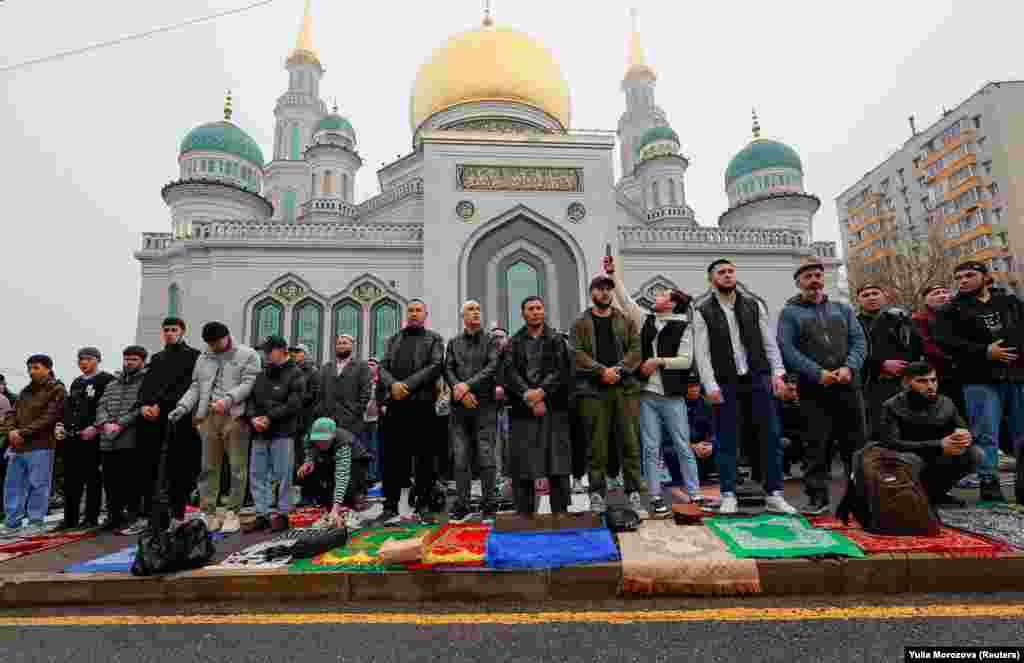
top-left (719, 493), bottom-right (739, 515)
top-left (220, 511), bottom-right (241, 534)
top-left (203, 514), bottom-right (222, 533)
top-left (628, 491), bottom-right (648, 518)
top-left (589, 492), bottom-right (606, 514)
top-left (765, 491), bottom-right (798, 515)
top-left (572, 478), bottom-right (587, 494)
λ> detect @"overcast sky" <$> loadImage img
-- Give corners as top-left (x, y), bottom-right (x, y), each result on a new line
top-left (2, 0), bottom-right (1021, 388)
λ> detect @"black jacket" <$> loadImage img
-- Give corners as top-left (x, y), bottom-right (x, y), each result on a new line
top-left (444, 330), bottom-right (500, 407)
top-left (502, 324), bottom-right (572, 417)
top-left (314, 359), bottom-right (372, 434)
top-left (879, 391), bottom-right (965, 458)
top-left (857, 309), bottom-right (924, 385)
top-left (138, 341), bottom-right (201, 413)
top-left (377, 327), bottom-right (445, 404)
top-left (62, 372), bottom-right (115, 437)
top-left (934, 290), bottom-right (1024, 384)
top-left (246, 360), bottom-right (306, 438)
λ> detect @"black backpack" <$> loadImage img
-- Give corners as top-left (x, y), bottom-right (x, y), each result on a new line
top-left (837, 445), bottom-right (941, 536)
top-left (606, 507), bottom-right (641, 533)
top-left (132, 519), bottom-right (215, 576)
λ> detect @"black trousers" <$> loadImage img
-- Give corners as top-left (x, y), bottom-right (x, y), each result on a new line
top-left (62, 438), bottom-right (102, 525)
top-left (382, 400), bottom-right (438, 513)
top-left (515, 475), bottom-right (570, 515)
top-left (102, 448), bottom-right (137, 522)
top-left (920, 448), bottom-right (979, 499)
top-left (569, 405), bottom-right (588, 480)
top-left (138, 417), bottom-right (199, 523)
top-left (799, 383), bottom-right (867, 500)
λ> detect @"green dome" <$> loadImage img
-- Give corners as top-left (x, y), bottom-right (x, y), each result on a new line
top-left (316, 114), bottom-right (354, 135)
top-left (179, 121), bottom-right (264, 167)
top-left (636, 126), bottom-right (679, 155)
top-left (725, 138), bottom-right (802, 187)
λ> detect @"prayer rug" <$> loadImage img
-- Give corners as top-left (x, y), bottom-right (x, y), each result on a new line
top-left (619, 520), bottom-right (760, 596)
top-left (494, 512), bottom-right (602, 532)
top-left (66, 546), bottom-right (137, 574)
top-left (410, 523), bottom-right (490, 569)
top-left (486, 527), bottom-right (620, 570)
top-left (808, 515), bottom-right (1013, 557)
top-left (706, 514), bottom-right (864, 559)
top-left (215, 529), bottom-right (320, 569)
top-left (937, 505), bottom-right (1024, 552)
top-left (290, 524), bottom-right (437, 573)
top-left (0, 531), bottom-right (96, 564)
top-left (289, 507), bottom-right (325, 529)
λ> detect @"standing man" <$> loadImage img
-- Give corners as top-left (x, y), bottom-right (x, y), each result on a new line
top-left (445, 300), bottom-right (501, 521)
top-left (363, 357), bottom-right (382, 486)
top-left (855, 284), bottom-right (923, 440)
top-left (693, 260), bottom-right (798, 515)
top-left (913, 285), bottom-right (964, 416)
top-left (94, 346), bottom-right (149, 533)
top-left (491, 327), bottom-right (513, 500)
top-left (289, 343), bottom-right (319, 489)
top-left (606, 256), bottom-right (700, 516)
top-left (573, 273), bottom-right (643, 514)
top-left (934, 260), bottom-right (1024, 503)
top-left (778, 258), bottom-right (868, 514)
top-left (503, 296), bottom-right (574, 515)
top-left (376, 300), bottom-right (444, 522)
top-left (137, 317), bottom-right (201, 531)
top-left (169, 321), bottom-right (261, 534)
top-left (54, 347), bottom-right (115, 531)
top-left (0, 355), bottom-right (66, 537)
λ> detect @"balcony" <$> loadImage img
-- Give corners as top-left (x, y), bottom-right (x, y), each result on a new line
top-left (300, 198), bottom-right (359, 220)
top-left (140, 233), bottom-right (173, 252)
top-left (647, 205), bottom-right (695, 223)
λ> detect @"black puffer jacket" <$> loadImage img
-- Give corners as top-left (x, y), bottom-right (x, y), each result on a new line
top-left (934, 290), bottom-right (1024, 384)
top-left (246, 360), bottom-right (306, 438)
top-left (95, 367), bottom-right (148, 452)
top-left (63, 372), bottom-right (116, 437)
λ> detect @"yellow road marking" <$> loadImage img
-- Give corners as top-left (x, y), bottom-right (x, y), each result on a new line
top-left (2, 605), bottom-right (1023, 627)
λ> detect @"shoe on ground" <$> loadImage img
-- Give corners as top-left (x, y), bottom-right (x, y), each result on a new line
top-left (931, 493), bottom-right (967, 508)
top-left (270, 514), bottom-right (290, 533)
top-left (628, 491), bottom-right (648, 518)
top-left (589, 492), bottom-right (607, 514)
top-left (51, 520), bottom-right (79, 533)
top-left (220, 511), bottom-right (242, 534)
top-left (81, 519), bottom-right (99, 530)
top-left (19, 522), bottom-right (49, 538)
top-left (648, 497), bottom-right (671, 519)
top-left (481, 503), bottom-right (498, 521)
top-left (979, 478), bottom-right (1006, 503)
top-left (203, 514), bottom-right (223, 533)
top-left (719, 493), bottom-right (739, 515)
top-left (571, 478), bottom-right (587, 494)
top-left (448, 504), bottom-right (472, 523)
top-left (765, 491), bottom-right (798, 515)
top-left (668, 487), bottom-right (691, 504)
top-left (244, 515), bottom-right (272, 534)
top-left (0, 524), bottom-right (22, 539)
top-left (801, 495), bottom-right (830, 516)
top-left (119, 519), bottom-right (148, 536)
top-left (99, 518), bottom-right (124, 533)
top-left (958, 474), bottom-right (980, 489)
top-left (378, 509), bottom-right (402, 526)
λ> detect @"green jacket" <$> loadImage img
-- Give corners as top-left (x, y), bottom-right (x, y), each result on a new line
top-left (571, 308), bottom-right (642, 398)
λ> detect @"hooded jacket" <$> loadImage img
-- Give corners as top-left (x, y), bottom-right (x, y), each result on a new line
top-left (95, 367), bottom-right (149, 452)
top-left (246, 359), bottom-right (306, 438)
top-left (934, 289), bottom-right (1024, 384)
top-left (0, 377), bottom-right (67, 452)
top-left (178, 339), bottom-right (262, 419)
top-left (777, 293), bottom-right (867, 387)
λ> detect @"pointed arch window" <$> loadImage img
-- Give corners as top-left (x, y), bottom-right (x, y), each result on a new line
top-left (668, 178), bottom-right (678, 205)
top-left (371, 299), bottom-right (400, 360)
top-left (292, 299), bottom-right (324, 364)
top-left (251, 299), bottom-right (284, 347)
top-left (652, 180), bottom-right (661, 208)
top-left (505, 261), bottom-right (540, 334)
top-left (282, 190), bottom-right (297, 223)
top-left (332, 299), bottom-right (363, 358)
top-left (167, 284), bottom-right (180, 317)
top-left (290, 123), bottom-right (301, 160)
top-left (323, 170), bottom-right (334, 195)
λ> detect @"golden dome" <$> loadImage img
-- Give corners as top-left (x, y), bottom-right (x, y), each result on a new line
top-left (410, 22), bottom-right (571, 131)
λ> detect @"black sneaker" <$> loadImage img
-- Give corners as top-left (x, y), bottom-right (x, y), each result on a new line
top-left (801, 495), bottom-right (830, 515)
top-left (51, 520), bottom-right (79, 533)
top-left (99, 517), bottom-right (124, 533)
top-left (980, 478), bottom-right (1006, 503)
top-left (243, 515), bottom-right (271, 534)
top-left (81, 519), bottom-right (100, 530)
top-left (448, 504), bottom-right (472, 523)
top-left (649, 497), bottom-right (671, 518)
top-left (481, 503), bottom-right (498, 520)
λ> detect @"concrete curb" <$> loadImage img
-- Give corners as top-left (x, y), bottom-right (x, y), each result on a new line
top-left (3, 553), bottom-right (1024, 606)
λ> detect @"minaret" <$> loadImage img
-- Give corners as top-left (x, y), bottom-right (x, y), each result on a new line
top-left (302, 102), bottom-right (362, 221)
top-left (617, 8), bottom-right (666, 177)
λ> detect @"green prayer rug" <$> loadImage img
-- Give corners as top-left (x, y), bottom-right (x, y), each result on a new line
top-left (706, 514), bottom-right (865, 559)
top-left (290, 524), bottom-right (438, 573)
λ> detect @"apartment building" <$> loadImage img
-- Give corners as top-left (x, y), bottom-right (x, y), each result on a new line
top-left (837, 81), bottom-right (1021, 280)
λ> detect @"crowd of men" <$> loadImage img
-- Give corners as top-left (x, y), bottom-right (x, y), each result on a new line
top-left (1, 255), bottom-right (1022, 538)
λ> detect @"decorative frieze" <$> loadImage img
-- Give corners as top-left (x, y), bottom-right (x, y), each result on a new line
top-left (457, 165), bottom-right (583, 193)
top-left (274, 281), bottom-right (305, 302)
top-left (444, 119), bottom-right (549, 135)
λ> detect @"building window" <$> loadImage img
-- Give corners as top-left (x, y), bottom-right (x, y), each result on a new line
top-left (505, 261), bottom-right (541, 333)
top-left (292, 299), bottom-right (324, 364)
top-left (167, 284), bottom-right (180, 317)
top-left (323, 170), bottom-right (334, 195)
top-left (251, 299), bottom-right (284, 346)
top-left (290, 123), bottom-right (301, 160)
top-left (282, 190), bottom-right (297, 223)
top-left (652, 181), bottom-right (661, 208)
top-left (332, 299), bottom-right (362, 358)
top-left (371, 300), bottom-right (400, 360)
top-left (973, 115), bottom-right (982, 130)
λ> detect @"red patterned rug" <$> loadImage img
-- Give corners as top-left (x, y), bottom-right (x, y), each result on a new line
top-left (808, 515), bottom-right (1014, 558)
top-left (288, 507), bottom-right (324, 529)
top-left (0, 531), bottom-right (97, 564)
top-left (410, 523), bottom-right (491, 570)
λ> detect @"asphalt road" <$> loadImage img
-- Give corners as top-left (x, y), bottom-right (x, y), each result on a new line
top-left (3, 594), bottom-right (1024, 663)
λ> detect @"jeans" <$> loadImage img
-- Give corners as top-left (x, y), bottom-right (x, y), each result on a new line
top-left (451, 404), bottom-right (498, 509)
top-left (713, 373), bottom-right (786, 495)
top-left (4, 449), bottom-right (55, 527)
top-left (198, 414), bottom-right (250, 515)
top-left (962, 383), bottom-right (1024, 480)
top-left (250, 436), bottom-right (294, 515)
top-left (640, 395), bottom-right (699, 499)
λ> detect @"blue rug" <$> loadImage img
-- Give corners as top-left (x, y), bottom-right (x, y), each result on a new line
top-left (66, 546), bottom-right (137, 574)
top-left (485, 527), bottom-right (620, 570)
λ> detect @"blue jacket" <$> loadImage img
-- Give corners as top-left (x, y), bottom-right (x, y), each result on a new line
top-left (777, 294), bottom-right (866, 386)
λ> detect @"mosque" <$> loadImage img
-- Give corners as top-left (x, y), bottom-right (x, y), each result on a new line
top-left (134, 1), bottom-right (840, 361)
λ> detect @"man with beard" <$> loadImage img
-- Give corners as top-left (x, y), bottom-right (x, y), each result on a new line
top-left (693, 260), bottom-right (797, 515)
top-left (572, 273), bottom-right (643, 514)
top-left (445, 300), bottom-right (501, 521)
top-left (778, 258), bottom-right (867, 514)
top-left (935, 260), bottom-right (1024, 503)
top-left (376, 300), bottom-right (444, 522)
top-left (53, 347), bottom-right (115, 531)
top-left (94, 346), bottom-right (149, 533)
top-left (503, 296), bottom-right (574, 515)
top-left (855, 284), bottom-right (924, 440)
top-left (913, 285), bottom-right (965, 416)
top-left (137, 317), bottom-right (201, 531)
top-left (878, 362), bottom-right (980, 506)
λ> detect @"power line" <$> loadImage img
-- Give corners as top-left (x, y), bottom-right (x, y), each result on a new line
top-left (1, 0), bottom-right (279, 74)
